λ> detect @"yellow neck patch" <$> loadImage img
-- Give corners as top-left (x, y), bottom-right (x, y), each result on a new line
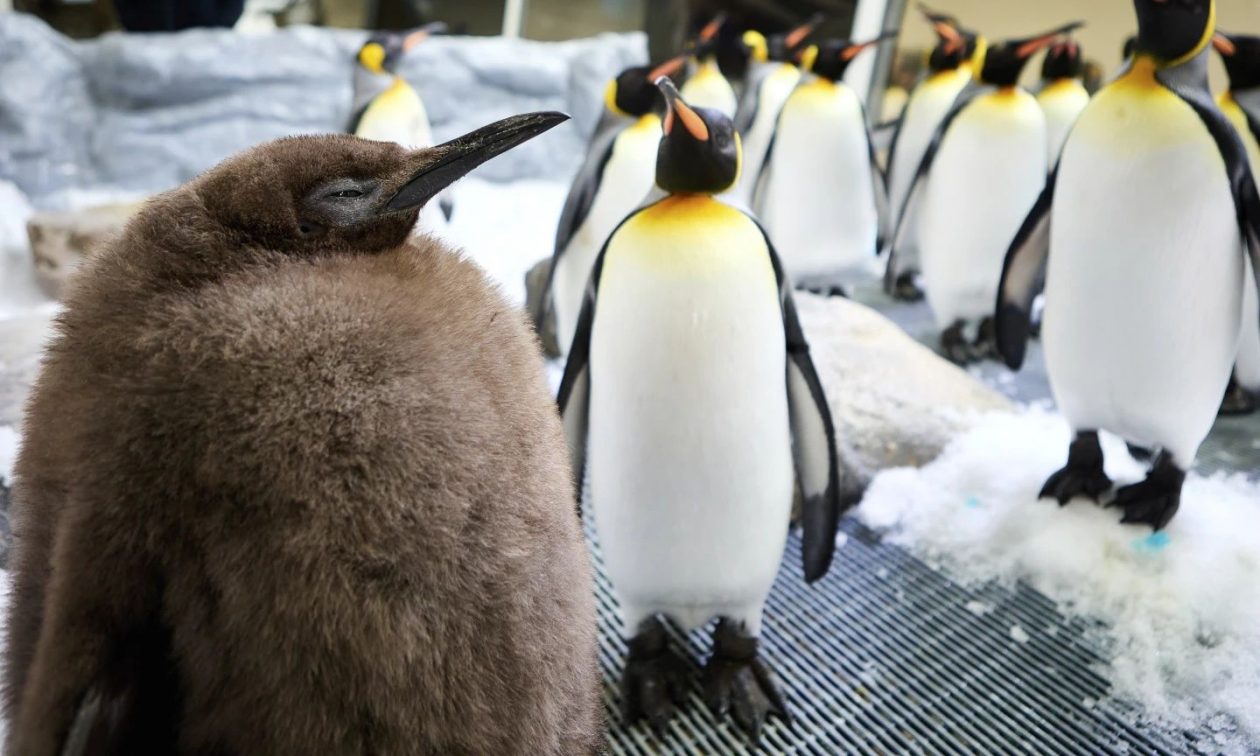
top-left (358, 42), bottom-right (386, 74)
top-left (1116, 56), bottom-right (1164, 92)
top-left (969, 37), bottom-right (989, 79)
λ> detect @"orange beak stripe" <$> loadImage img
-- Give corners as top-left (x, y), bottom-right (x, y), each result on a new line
top-left (785, 21), bottom-right (817, 49)
top-left (648, 56), bottom-right (687, 81)
top-left (403, 30), bottom-right (428, 51)
top-left (700, 14), bottom-right (725, 42)
top-left (934, 22), bottom-right (963, 54)
top-left (1016, 33), bottom-right (1061, 59)
top-left (1214, 33), bottom-right (1238, 56)
top-left (674, 101), bottom-right (709, 140)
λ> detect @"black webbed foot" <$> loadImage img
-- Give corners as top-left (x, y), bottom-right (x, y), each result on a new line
top-left (1040, 431), bottom-right (1112, 505)
top-left (1219, 376), bottom-right (1257, 416)
top-left (941, 320), bottom-right (974, 365)
top-left (701, 619), bottom-right (788, 742)
top-left (1113, 451), bottom-right (1184, 530)
top-left (1126, 442), bottom-right (1154, 462)
top-left (890, 271), bottom-right (925, 302)
top-left (621, 618), bottom-right (689, 735)
top-left (973, 316), bottom-right (999, 361)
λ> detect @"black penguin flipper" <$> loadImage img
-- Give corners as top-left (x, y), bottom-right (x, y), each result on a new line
top-left (885, 85), bottom-right (984, 295)
top-left (995, 168), bottom-right (1058, 370)
top-left (748, 216), bottom-right (848, 583)
top-left (346, 102), bottom-right (371, 135)
top-left (858, 100), bottom-right (891, 253)
top-left (1160, 66), bottom-right (1260, 367)
top-left (733, 65), bottom-right (767, 135)
top-left (537, 125), bottom-right (622, 328)
top-left (883, 113), bottom-right (906, 194)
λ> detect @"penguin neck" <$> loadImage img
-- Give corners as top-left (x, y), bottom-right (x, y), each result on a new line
top-left (352, 67), bottom-right (398, 113)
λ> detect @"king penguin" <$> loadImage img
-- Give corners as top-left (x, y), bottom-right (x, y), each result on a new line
top-left (1037, 36), bottom-right (1091, 166)
top-left (558, 77), bottom-right (856, 738)
top-left (731, 14), bottom-right (824, 202)
top-left (350, 24), bottom-right (453, 232)
top-left (680, 15), bottom-right (738, 118)
top-left (753, 36), bottom-right (893, 293)
top-left (883, 5), bottom-right (984, 301)
top-left (540, 56), bottom-right (686, 356)
top-left (995, 0), bottom-right (1260, 529)
top-left (1212, 30), bottom-right (1260, 415)
top-left (893, 21), bottom-right (1082, 363)
top-left (3, 113), bottom-right (604, 754)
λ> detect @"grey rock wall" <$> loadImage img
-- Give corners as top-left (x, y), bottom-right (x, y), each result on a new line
top-left (0, 13), bottom-right (645, 209)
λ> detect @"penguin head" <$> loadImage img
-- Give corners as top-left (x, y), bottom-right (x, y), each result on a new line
top-left (920, 4), bottom-right (973, 71)
top-left (196, 112), bottom-right (567, 256)
top-left (357, 22), bottom-right (447, 76)
top-left (750, 13), bottom-right (825, 64)
top-left (1213, 32), bottom-right (1260, 91)
top-left (604, 57), bottom-right (686, 118)
top-left (1133, 0), bottom-right (1215, 66)
top-left (1041, 38), bottom-right (1084, 80)
top-left (686, 13), bottom-right (726, 61)
top-left (653, 77), bottom-right (740, 195)
top-left (980, 22), bottom-right (1084, 86)
top-left (807, 33), bottom-right (897, 82)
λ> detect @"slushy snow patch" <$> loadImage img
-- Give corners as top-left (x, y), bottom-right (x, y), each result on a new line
top-left (858, 408), bottom-right (1260, 749)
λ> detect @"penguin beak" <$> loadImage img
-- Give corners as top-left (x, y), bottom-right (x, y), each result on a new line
top-left (384, 111), bottom-right (569, 212)
top-left (841, 31), bottom-right (899, 61)
top-left (647, 55), bottom-right (687, 82)
top-left (403, 21), bottom-right (447, 51)
top-left (698, 13), bottom-right (726, 44)
top-left (785, 12), bottom-right (826, 50)
top-left (1214, 32), bottom-right (1238, 56)
top-left (655, 76), bottom-right (709, 141)
top-left (1016, 22), bottom-right (1086, 59)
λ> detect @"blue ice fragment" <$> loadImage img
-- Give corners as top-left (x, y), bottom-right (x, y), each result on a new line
top-left (1134, 532), bottom-right (1171, 552)
top-left (964, 496), bottom-right (982, 509)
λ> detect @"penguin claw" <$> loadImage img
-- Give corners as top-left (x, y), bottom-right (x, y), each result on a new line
top-left (1219, 379), bottom-right (1257, 416)
top-left (1112, 452), bottom-right (1185, 530)
top-left (701, 619), bottom-right (788, 742)
top-left (890, 272), bottom-right (925, 302)
top-left (1039, 466), bottom-right (1112, 505)
top-left (621, 622), bottom-right (689, 735)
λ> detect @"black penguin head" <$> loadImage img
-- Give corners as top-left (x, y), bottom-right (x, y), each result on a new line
top-left (806, 33), bottom-right (898, 82)
top-left (744, 13), bottom-right (825, 64)
top-left (1133, 0), bottom-right (1215, 65)
top-left (686, 13), bottom-right (727, 61)
top-left (1214, 32), bottom-right (1260, 91)
top-left (605, 57), bottom-right (686, 118)
top-left (919, 3), bottom-right (981, 72)
top-left (357, 22), bottom-right (447, 75)
top-left (980, 22), bottom-right (1084, 86)
top-left (654, 77), bottom-right (740, 195)
top-left (1042, 38), bottom-right (1084, 80)
top-left (197, 112), bottom-right (567, 255)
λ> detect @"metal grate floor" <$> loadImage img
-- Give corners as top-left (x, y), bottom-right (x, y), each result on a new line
top-left (591, 515), bottom-right (1204, 754)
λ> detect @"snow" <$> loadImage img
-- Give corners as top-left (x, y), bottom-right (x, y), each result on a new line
top-left (858, 407), bottom-right (1260, 751)
top-left (0, 425), bottom-right (17, 481)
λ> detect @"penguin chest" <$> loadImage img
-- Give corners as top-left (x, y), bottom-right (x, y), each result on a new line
top-left (587, 196), bottom-right (794, 620)
top-left (1037, 80), bottom-right (1090, 164)
top-left (1045, 69), bottom-right (1243, 461)
top-left (736, 64), bottom-right (801, 198)
top-left (681, 59), bottom-right (738, 117)
top-left (554, 116), bottom-right (662, 350)
top-left (920, 89), bottom-right (1047, 326)
top-left (355, 79), bottom-right (433, 148)
top-left (760, 80), bottom-right (878, 278)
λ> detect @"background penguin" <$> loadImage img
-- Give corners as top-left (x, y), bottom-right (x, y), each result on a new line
top-left (680, 15), bottom-right (738, 118)
top-left (4, 115), bottom-right (603, 754)
top-left (893, 21), bottom-right (1081, 364)
top-left (350, 24), bottom-right (454, 231)
top-left (540, 56), bottom-right (686, 356)
top-left (883, 5), bottom-right (984, 302)
top-left (731, 14), bottom-right (823, 202)
top-left (559, 77), bottom-right (858, 739)
top-left (1037, 36), bottom-right (1091, 166)
top-left (1213, 30), bottom-right (1260, 415)
top-left (996, 0), bottom-right (1260, 530)
top-left (754, 36), bottom-right (893, 294)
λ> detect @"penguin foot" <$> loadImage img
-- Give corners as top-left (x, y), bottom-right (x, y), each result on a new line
top-left (1219, 378), bottom-right (1257, 416)
top-left (1039, 431), bottom-right (1111, 505)
top-left (973, 316), bottom-right (999, 361)
top-left (940, 321), bottom-right (974, 365)
top-left (891, 272), bottom-right (925, 302)
top-left (701, 619), bottom-right (788, 742)
top-left (1113, 451), bottom-right (1184, 530)
top-left (826, 285), bottom-right (849, 298)
top-left (621, 618), bottom-right (689, 735)
top-left (1126, 443), bottom-right (1154, 462)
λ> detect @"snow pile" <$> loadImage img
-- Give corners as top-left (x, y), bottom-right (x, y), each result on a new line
top-left (858, 408), bottom-right (1260, 749)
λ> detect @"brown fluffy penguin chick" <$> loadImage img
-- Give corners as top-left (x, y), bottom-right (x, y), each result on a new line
top-left (4, 113), bottom-right (604, 755)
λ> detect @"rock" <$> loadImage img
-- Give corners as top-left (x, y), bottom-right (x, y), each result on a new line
top-left (26, 202), bottom-right (142, 298)
top-left (524, 257), bottom-right (561, 358)
top-left (0, 14), bottom-right (646, 206)
top-left (796, 293), bottom-right (1015, 472)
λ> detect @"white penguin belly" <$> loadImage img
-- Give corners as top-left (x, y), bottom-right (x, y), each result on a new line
top-left (759, 80), bottom-right (878, 281)
top-left (554, 117), bottom-right (661, 353)
top-left (735, 65), bottom-right (800, 201)
top-left (681, 60), bottom-right (738, 118)
top-left (1038, 80), bottom-right (1090, 166)
top-left (1044, 68), bottom-right (1243, 465)
top-left (888, 68), bottom-right (971, 264)
top-left (588, 196), bottom-right (794, 633)
top-left (920, 89), bottom-right (1047, 328)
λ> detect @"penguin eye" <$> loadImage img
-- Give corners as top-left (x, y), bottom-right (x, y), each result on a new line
top-left (329, 189), bottom-right (364, 199)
